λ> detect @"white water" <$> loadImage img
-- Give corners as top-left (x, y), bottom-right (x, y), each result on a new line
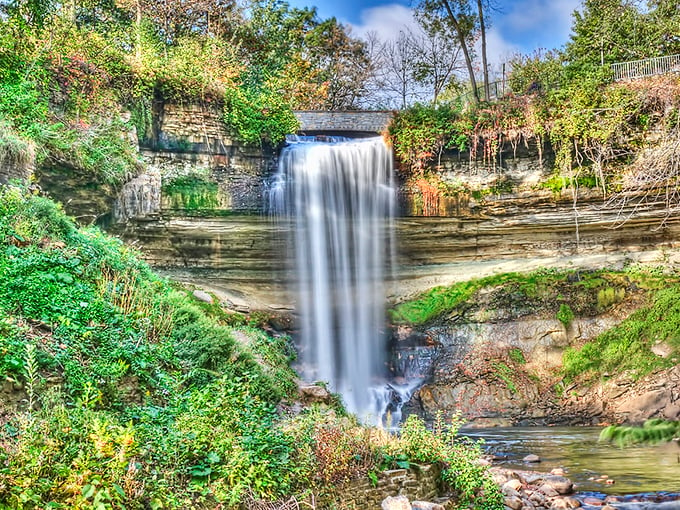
top-left (270, 136), bottom-right (396, 422)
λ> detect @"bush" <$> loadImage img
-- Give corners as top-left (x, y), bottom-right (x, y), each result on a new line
top-left (600, 419), bottom-right (680, 447)
top-left (557, 303), bottom-right (574, 327)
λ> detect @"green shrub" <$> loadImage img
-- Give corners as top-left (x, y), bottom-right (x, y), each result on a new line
top-left (557, 303), bottom-right (575, 327)
top-left (600, 419), bottom-right (680, 447)
top-left (563, 285), bottom-right (680, 382)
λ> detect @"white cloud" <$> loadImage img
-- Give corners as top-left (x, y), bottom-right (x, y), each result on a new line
top-left (495, 0), bottom-right (580, 53)
top-left (350, 0), bottom-right (579, 55)
top-left (349, 4), bottom-right (419, 43)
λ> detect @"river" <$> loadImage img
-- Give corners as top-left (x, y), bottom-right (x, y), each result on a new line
top-left (465, 427), bottom-right (680, 496)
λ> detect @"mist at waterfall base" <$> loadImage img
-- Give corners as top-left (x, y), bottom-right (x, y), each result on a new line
top-left (269, 136), bottom-right (421, 425)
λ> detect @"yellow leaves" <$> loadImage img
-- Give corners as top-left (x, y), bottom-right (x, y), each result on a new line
top-left (88, 417), bottom-right (137, 466)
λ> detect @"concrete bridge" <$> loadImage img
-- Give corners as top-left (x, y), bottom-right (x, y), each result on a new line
top-left (293, 110), bottom-right (394, 137)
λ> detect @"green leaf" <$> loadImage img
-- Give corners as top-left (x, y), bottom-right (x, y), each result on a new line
top-left (82, 484), bottom-right (96, 500)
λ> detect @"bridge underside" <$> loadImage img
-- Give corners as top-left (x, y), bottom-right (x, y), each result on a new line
top-left (293, 110), bottom-right (394, 137)
top-left (295, 130), bottom-right (380, 139)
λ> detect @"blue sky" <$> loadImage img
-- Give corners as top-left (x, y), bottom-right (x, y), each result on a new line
top-left (287, 0), bottom-right (583, 67)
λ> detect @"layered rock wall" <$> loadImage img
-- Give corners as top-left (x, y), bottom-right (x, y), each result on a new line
top-left (141, 101), bottom-right (277, 213)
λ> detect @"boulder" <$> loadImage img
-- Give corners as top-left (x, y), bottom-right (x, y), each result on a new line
top-left (298, 382), bottom-right (331, 403)
top-left (382, 495), bottom-right (412, 510)
top-left (192, 289), bottom-right (213, 303)
top-left (523, 454), bottom-right (541, 463)
top-left (543, 475), bottom-right (573, 495)
top-left (412, 502), bottom-right (445, 510)
top-left (503, 479), bottom-right (523, 492)
top-left (505, 495), bottom-right (523, 510)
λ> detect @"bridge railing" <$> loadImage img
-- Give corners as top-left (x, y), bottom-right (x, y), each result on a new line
top-left (611, 54), bottom-right (680, 81)
top-left (457, 80), bottom-right (510, 106)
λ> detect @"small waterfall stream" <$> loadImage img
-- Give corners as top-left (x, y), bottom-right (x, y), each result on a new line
top-left (270, 136), bottom-right (398, 422)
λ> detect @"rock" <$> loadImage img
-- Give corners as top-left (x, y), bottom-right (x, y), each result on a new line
top-left (582, 497), bottom-right (604, 506)
top-left (537, 484), bottom-right (559, 497)
top-left (382, 495), bottom-right (412, 510)
top-left (551, 468), bottom-right (567, 476)
top-left (663, 404), bottom-right (680, 420)
top-left (192, 289), bottom-right (213, 303)
top-left (298, 382), bottom-right (331, 402)
top-left (552, 498), bottom-right (582, 510)
top-left (505, 495), bottom-right (523, 510)
top-left (523, 454), bottom-right (541, 463)
top-left (492, 472), bottom-right (509, 485)
top-left (652, 341), bottom-right (673, 358)
top-left (543, 475), bottom-right (573, 495)
top-left (502, 486), bottom-right (520, 498)
top-left (503, 479), bottom-right (524, 492)
top-left (564, 497), bottom-right (581, 509)
top-left (529, 492), bottom-right (547, 506)
top-left (602, 506), bottom-right (617, 510)
top-left (551, 498), bottom-right (570, 510)
top-left (412, 502), bottom-right (445, 510)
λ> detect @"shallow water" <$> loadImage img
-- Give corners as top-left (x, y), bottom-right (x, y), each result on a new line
top-left (464, 427), bottom-right (680, 495)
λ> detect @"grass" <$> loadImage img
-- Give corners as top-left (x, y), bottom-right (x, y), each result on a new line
top-left (563, 283), bottom-right (680, 383)
top-left (0, 184), bottom-right (501, 509)
top-left (389, 268), bottom-right (657, 327)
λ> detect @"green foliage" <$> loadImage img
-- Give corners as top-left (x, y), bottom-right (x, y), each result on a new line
top-left (597, 286), bottom-right (626, 311)
top-left (508, 348), bottom-right (526, 365)
top-left (557, 303), bottom-right (574, 327)
top-left (162, 176), bottom-right (221, 212)
top-left (491, 361), bottom-right (518, 394)
top-left (563, 0), bottom-right (680, 70)
top-left (390, 273), bottom-right (512, 325)
top-left (508, 50), bottom-right (564, 94)
top-left (600, 419), bottom-right (680, 447)
top-left (389, 103), bottom-right (470, 173)
top-left (399, 414), bottom-right (503, 510)
top-left (223, 84), bottom-right (299, 145)
top-left (390, 269), bottom-right (571, 326)
top-left (0, 184), bottom-right (306, 507)
top-left (563, 283), bottom-right (680, 382)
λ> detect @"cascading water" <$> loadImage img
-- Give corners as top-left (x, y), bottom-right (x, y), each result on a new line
top-left (270, 136), bottom-right (399, 423)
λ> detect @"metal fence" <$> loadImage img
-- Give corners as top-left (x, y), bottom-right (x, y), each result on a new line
top-left (611, 54), bottom-right (680, 81)
top-left (457, 80), bottom-right (509, 106)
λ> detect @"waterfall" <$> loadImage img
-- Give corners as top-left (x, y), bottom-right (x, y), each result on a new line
top-left (270, 136), bottom-right (396, 422)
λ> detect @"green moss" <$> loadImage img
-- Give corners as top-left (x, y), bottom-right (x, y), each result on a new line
top-left (563, 284), bottom-right (680, 382)
top-left (557, 303), bottom-right (575, 327)
top-left (162, 176), bottom-right (221, 211)
top-left (508, 348), bottom-right (526, 364)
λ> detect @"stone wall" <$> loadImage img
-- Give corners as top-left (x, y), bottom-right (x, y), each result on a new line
top-left (294, 110), bottom-right (394, 135)
top-left (319, 464), bottom-right (443, 510)
top-left (0, 151), bottom-right (35, 184)
top-left (142, 101), bottom-right (277, 213)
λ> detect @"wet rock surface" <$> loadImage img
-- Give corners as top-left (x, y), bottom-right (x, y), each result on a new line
top-left (491, 467), bottom-right (680, 510)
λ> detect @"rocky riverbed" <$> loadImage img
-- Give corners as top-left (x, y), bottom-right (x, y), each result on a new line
top-left (380, 465), bottom-right (680, 510)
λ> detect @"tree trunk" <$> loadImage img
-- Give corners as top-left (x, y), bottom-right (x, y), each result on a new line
top-left (477, 0), bottom-right (490, 101)
top-left (440, 0), bottom-right (479, 104)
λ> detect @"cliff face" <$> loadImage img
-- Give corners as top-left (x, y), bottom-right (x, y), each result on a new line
top-left (39, 102), bottom-right (680, 426)
top-left (105, 104), bottom-right (680, 308)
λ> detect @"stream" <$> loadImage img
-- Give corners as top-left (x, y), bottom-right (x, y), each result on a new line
top-left (465, 427), bottom-right (680, 496)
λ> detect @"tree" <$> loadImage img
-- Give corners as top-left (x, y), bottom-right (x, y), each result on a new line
top-left (410, 24), bottom-right (463, 103)
top-left (476, 0), bottom-right (489, 101)
top-left (564, 0), bottom-right (647, 69)
top-left (645, 0), bottom-right (680, 55)
top-left (416, 0), bottom-right (480, 104)
top-left (376, 30), bottom-right (421, 108)
top-left (303, 18), bottom-right (371, 109)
